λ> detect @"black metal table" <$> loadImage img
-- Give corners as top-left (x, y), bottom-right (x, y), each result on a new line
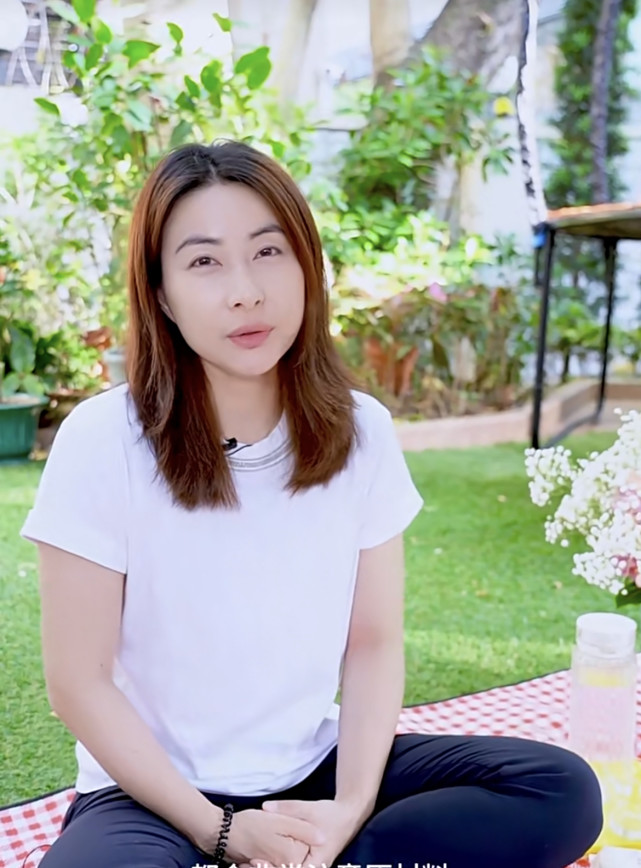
top-left (530, 202), bottom-right (641, 448)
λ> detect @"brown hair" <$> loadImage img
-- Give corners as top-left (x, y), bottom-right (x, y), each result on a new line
top-left (126, 140), bottom-right (358, 509)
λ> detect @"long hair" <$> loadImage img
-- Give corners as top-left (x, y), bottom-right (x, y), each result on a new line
top-left (126, 140), bottom-right (358, 509)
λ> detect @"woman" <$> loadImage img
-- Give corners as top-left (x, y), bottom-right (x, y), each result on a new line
top-left (22, 140), bottom-right (602, 868)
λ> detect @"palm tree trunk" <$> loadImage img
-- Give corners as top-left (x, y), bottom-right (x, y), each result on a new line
top-left (369, 0), bottom-right (412, 88)
top-left (590, 0), bottom-right (623, 203)
top-left (227, 0), bottom-right (270, 64)
top-left (271, 0), bottom-right (319, 105)
top-left (414, 0), bottom-right (522, 85)
top-left (515, 0), bottom-right (547, 231)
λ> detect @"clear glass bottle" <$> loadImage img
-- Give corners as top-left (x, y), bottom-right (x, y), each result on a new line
top-left (568, 612), bottom-right (637, 764)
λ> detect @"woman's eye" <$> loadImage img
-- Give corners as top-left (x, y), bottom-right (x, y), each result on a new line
top-left (190, 256), bottom-right (216, 268)
top-left (256, 246), bottom-right (281, 258)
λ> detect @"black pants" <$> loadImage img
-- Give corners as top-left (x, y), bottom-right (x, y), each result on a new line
top-left (39, 733), bottom-right (603, 868)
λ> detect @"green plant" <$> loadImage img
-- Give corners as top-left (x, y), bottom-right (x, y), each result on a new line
top-left (310, 49), bottom-right (513, 269)
top-left (313, 193), bottom-right (417, 267)
top-left (617, 325), bottom-right (641, 372)
top-left (0, 322), bottom-right (46, 400)
top-left (547, 299), bottom-right (604, 382)
top-left (310, 47), bottom-right (521, 414)
top-left (336, 48), bottom-right (513, 216)
top-left (0, 239), bottom-right (45, 400)
top-left (0, 152), bottom-right (100, 336)
top-left (474, 237), bottom-right (538, 404)
top-left (35, 326), bottom-right (103, 394)
top-left (331, 213), bottom-right (489, 332)
top-left (13, 0), bottom-right (315, 346)
top-left (0, 316), bottom-right (101, 401)
top-left (0, 233), bottom-right (101, 400)
top-left (330, 215), bottom-right (533, 410)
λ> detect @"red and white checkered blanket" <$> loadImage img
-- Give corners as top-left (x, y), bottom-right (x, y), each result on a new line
top-left (2, 668), bottom-right (619, 867)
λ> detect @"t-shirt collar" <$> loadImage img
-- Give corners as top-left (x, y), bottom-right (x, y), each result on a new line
top-left (227, 412), bottom-right (290, 471)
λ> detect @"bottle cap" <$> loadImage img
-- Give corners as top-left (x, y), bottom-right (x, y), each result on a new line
top-left (576, 612), bottom-right (637, 658)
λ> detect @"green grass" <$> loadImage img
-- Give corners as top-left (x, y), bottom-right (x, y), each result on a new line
top-left (402, 432), bottom-right (623, 703)
top-left (0, 432), bottom-right (623, 803)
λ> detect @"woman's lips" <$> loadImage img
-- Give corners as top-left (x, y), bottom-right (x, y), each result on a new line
top-left (228, 328), bottom-right (273, 349)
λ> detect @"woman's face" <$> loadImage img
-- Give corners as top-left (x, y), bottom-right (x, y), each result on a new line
top-left (159, 182), bottom-right (305, 382)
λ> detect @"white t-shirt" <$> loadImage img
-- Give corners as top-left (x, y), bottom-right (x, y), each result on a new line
top-left (21, 385), bottom-right (423, 796)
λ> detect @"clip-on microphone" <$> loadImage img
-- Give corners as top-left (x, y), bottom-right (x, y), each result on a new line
top-left (222, 437), bottom-right (252, 457)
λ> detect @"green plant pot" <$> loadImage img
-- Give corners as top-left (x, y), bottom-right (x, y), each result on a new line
top-left (41, 388), bottom-right (93, 428)
top-left (0, 396), bottom-right (49, 462)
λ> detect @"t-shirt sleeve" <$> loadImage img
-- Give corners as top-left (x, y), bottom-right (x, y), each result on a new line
top-left (20, 397), bottom-right (128, 573)
top-left (358, 401), bottom-right (424, 550)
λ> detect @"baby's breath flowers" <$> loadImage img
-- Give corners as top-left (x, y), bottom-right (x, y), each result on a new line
top-left (524, 410), bottom-right (641, 606)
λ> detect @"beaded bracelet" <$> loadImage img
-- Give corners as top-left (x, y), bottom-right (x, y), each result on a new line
top-left (212, 803), bottom-right (234, 865)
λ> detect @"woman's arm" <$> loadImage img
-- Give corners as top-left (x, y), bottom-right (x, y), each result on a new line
top-left (38, 542), bottom-right (224, 853)
top-left (333, 533), bottom-right (406, 826)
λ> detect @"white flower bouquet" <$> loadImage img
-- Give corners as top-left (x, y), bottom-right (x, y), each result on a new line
top-left (524, 410), bottom-right (641, 607)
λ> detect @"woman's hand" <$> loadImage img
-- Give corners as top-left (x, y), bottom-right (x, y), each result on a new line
top-left (244, 799), bottom-right (365, 868)
top-left (222, 806), bottom-right (326, 868)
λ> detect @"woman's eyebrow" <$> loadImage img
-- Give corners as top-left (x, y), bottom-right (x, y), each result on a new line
top-left (174, 223), bottom-right (284, 255)
top-left (249, 222), bottom-right (284, 239)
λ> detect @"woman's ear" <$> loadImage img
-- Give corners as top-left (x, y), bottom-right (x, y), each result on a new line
top-left (158, 288), bottom-right (176, 323)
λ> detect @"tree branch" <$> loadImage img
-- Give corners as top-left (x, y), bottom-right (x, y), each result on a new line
top-left (411, 0), bottom-right (522, 84)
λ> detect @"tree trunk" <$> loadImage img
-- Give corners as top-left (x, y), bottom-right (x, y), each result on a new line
top-left (590, 0), bottom-right (623, 204)
top-left (515, 0), bottom-right (547, 231)
top-left (227, 0), bottom-right (267, 64)
top-left (369, 0), bottom-right (412, 88)
top-left (227, 0), bottom-right (246, 64)
top-left (415, 0), bottom-right (522, 85)
top-left (271, 0), bottom-right (319, 105)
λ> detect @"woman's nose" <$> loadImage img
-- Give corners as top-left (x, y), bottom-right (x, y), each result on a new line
top-left (226, 266), bottom-right (265, 309)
